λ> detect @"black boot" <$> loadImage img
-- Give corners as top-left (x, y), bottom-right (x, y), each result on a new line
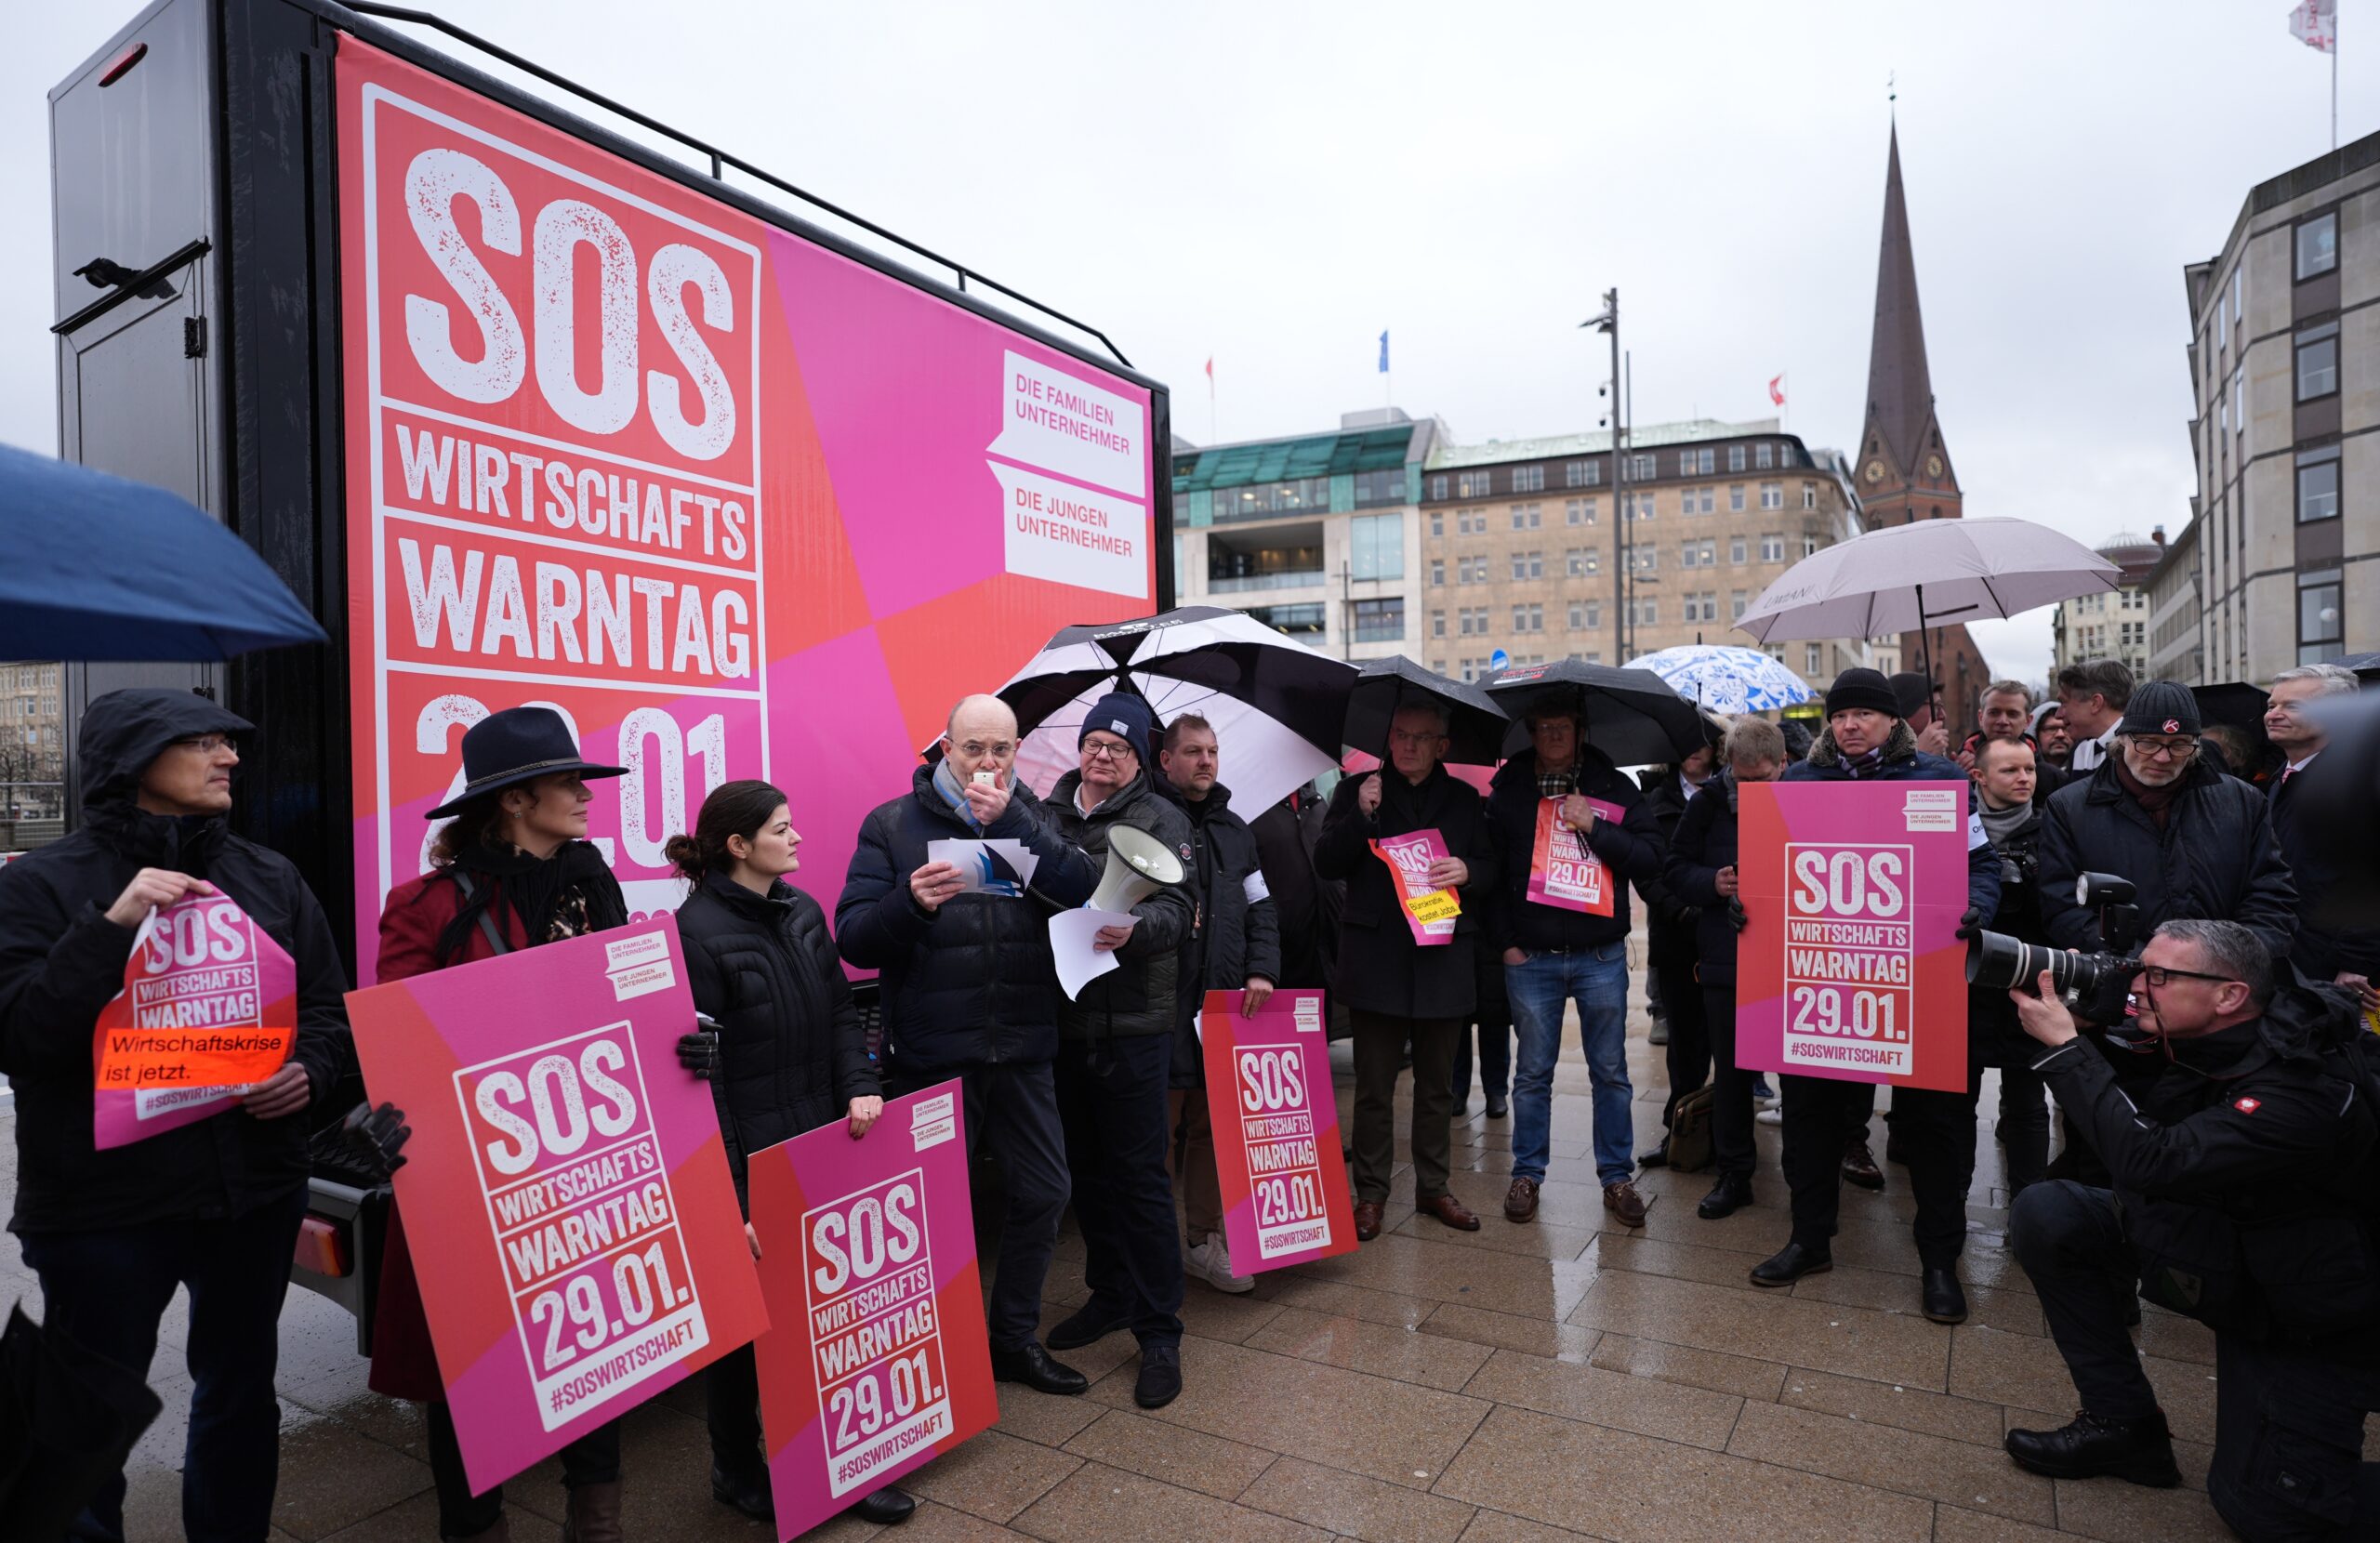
top-left (853, 1486), bottom-right (917, 1523)
top-left (990, 1340), bottom-right (1089, 1395)
top-left (1046, 1300), bottom-right (1128, 1352)
top-left (2004, 1410), bottom-right (2181, 1487)
top-left (1920, 1265), bottom-right (1968, 1325)
top-left (711, 1464), bottom-right (772, 1520)
top-left (1697, 1174), bottom-right (1753, 1220)
top-left (1638, 1137), bottom-right (1671, 1168)
top-left (1749, 1241), bottom-right (1831, 1286)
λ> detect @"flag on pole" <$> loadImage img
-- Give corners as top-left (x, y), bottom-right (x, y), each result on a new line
top-left (2291, 0), bottom-right (2337, 52)
top-left (1378, 331), bottom-right (1390, 374)
top-left (1205, 357), bottom-right (1214, 383)
top-left (1767, 374), bottom-right (1787, 407)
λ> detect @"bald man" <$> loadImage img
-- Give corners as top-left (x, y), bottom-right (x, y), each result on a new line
top-left (838, 693), bottom-right (1104, 1394)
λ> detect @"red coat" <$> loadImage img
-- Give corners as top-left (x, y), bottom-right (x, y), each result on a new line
top-left (365, 867), bottom-right (530, 1400)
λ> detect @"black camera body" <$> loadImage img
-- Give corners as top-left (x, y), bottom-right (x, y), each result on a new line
top-left (1966, 872), bottom-right (2143, 1023)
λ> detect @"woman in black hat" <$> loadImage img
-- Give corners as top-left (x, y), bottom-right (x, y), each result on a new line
top-left (366, 706), bottom-right (643, 1543)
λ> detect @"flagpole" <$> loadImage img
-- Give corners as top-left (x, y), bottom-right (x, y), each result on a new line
top-left (2334, 14), bottom-right (2340, 152)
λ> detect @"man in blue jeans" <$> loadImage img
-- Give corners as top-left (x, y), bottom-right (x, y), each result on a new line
top-left (1484, 706), bottom-right (1663, 1225)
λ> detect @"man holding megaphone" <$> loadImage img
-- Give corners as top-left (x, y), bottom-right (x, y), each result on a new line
top-left (1040, 692), bottom-right (1198, 1411)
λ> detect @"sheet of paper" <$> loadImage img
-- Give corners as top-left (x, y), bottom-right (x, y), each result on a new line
top-left (926, 838), bottom-right (1039, 896)
top-left (1049, 907), bottom-right (1136, 1000)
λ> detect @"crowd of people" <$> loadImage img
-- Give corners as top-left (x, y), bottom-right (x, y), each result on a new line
top-left (3, 649), bottom-right (2378, 1541)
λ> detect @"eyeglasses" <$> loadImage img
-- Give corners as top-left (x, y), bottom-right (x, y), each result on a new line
top-left (2125, 738), bottom-right (2197, 760)
top-left (173, 733), bottom-right (235, 755)
top-left (2138, 965), bottom-right (2236, 989)
top-left (1081, 740), bottom-right (1137, 763)
top-left (955, 742), bottom-right (1014, 759)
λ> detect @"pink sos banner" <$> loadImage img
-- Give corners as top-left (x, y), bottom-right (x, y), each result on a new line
top-left (1525, 795), bottom-right (1623, 916)
top-left (748, 1083), bottom-right (996, 1537)
top-left (1737, 782), bottom-right (1971, 1092)
top-left (347, 917), bottom-right (765, 1491)
top-left (1199, 990), bottom-right (1357, 1273)
top-left (334, 36), bottom-right (1162, 977)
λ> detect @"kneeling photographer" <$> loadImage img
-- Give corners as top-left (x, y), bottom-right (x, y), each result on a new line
top-left (1997, 919), bottom-right (2379, 1540)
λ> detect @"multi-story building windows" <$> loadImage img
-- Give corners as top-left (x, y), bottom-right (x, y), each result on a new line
top-left (1755, 442), bottom-right (1774, 469)
top-left (1629, 453), bottom-right (1657, 480)
top-left (1511, 603), bottom-right (1543, 632)
top-left (1760, 531), bottom-right (1785, 561)
top-left (1759, 482), bottom-right (1784, 509)
top-left (2297, 323), bottom-right (2339, 401)
top-left (1428, 474), bottom-right (1448, 500)
top-left (1731, 589), bottom-right (1748, 619)
top-left (1630, 596), bottom-right (1659, 626)
top-left (1458, 469), bottom-right (1495, 497)
top-left (1431, 610), bottom-right (1446, 638)
top-left (2298, 448), bottom-right (2341, 522)
top-left (1428, 511), bottom-right (1444, 537)
top-left (1349, 512), bottom-right (1403, 579)
top-left (1634, 493), bottom-right (1656, 521)
top-left (1567, 600), bottom-right (1602, 629)
top-left (1802, 482), bottom-right (1818, 509)
top-left (1510, 550), bottom-right (1544, 580)
top-left (1679, 537), bottom-right (1716, 568)
top-left (1805, 642), bottom-right (1825, 675)
top-left (1565, 497), bottom-right (1596, 525)
top-left (2300, 569), bottom-right (2343, 663)
top-left (1351, 597), bottom-right (1404, 642)
top-left (1430, 559), bottom-right (1445, 586)
top-left (1565, 459), bottom-right (1600, 486)
top-left (1729, 484), bottom-right (1746, 513)
top-left (1681, 486), bottom-right (1713, 515)
top-left (1729, 535), bottom-right (1748, 564)
top-left (1727, 444), bottom-right (1746, 472)
top-left (1802, 531), bottom-right (1821, 558)
top-left (1510, 502), bottom-right (1541, 530)
top-left (1513, 465), bottom-right (1545, 493)
top-left (1623, 543), bottom-right (1658, 574)
top-left (2297, 210), bottom-right (2338, 279)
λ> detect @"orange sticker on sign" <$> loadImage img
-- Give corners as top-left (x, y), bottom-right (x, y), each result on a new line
top-left (93, 891), bottom-right (298, 1105)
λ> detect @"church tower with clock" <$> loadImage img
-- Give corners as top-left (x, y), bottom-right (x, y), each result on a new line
top-left (1856, 125), bottom-right (1990, 728)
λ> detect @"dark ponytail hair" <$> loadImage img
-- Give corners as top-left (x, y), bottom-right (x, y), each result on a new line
top-left (666, 779), bottom-right (789, 881)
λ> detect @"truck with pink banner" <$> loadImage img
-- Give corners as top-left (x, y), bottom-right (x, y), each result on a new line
top-left (49, 0), bottom-right (1173, 1343)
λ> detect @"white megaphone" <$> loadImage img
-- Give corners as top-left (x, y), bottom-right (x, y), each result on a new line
top-left (1087, 824), bottom-right (1184, 913)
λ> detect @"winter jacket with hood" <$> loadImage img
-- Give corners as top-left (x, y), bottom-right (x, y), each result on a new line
top-left (2037, 753), bottom-right (2297, 961)
top-left (1313, 762), bottom-right (1498, 1020)
top-left (678, 868), bottom-right (879, 1210)
top-left (1482, 745), bottom-right (1662, 956)
top-left (2032, 975), bottom-right (2380, 1344)
top-left (1782, 720), bottom-right (2003, 924)
top-left (1045, 768), bottom-right (1196, 1043)
top-left (0, 690), bottom-right (349, 1233)
top-left (837, 764), bottom-right (1100, 1074)
top-left (1155, 779), bottom-right (1282, 1086)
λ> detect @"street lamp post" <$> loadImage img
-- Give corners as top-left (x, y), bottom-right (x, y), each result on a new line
top-left (1582, 290), bottom-right (1628, 664)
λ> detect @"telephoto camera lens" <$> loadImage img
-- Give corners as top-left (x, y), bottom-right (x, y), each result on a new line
top-left (1965, 931), bottom-right (2115, 1000)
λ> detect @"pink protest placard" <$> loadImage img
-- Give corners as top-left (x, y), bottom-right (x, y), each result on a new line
top-left (91, 890), bottom-right (298, 1150)
top-left (748, 1083), bottom-right (996, 1538)
top-left (1200, 989), bottom-right (1357, 1273)
top-left (1369, 828), bottom-right (1458, 945)
top-left (347, 917), bottom-right (766, 1492)
top-left (1737, 782), bottom-right (1972, 1091)
top-left (1525, 796), bottom-right (1624, 916)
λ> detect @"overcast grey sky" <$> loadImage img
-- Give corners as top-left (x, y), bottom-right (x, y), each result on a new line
top-left (0, 1), bottom-right (2357, 681)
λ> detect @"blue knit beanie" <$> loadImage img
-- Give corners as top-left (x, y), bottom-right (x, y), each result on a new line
top-left (1079, 692), bottom-right (1155, 762)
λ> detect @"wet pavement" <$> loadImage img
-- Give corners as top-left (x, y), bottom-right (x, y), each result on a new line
top-left (1, 968), bottom-right (2271, 1541)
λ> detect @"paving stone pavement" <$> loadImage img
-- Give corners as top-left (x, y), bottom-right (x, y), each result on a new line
top-left (0, 969), bottom-right (2280, 1541)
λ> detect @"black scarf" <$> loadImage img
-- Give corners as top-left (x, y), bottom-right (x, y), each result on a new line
top-left (435, 838), bottom-right (628, 968)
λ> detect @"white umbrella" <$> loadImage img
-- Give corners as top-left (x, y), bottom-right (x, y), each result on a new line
top-left (1736, 516), bottom-right (2122, 687)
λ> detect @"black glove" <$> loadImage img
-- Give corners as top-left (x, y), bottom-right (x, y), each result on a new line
top-left (341, 1101), bottom-right (411, 1173)
top-left (678, 1015), bottom-right (723, 1080)
top-left (1954, 906), bottom-right (1983, 941)
top-left (1727, 897), bottom-right (1749, 933)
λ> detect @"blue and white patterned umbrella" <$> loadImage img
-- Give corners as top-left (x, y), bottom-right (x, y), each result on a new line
top-left (1622, 644), bottom-right (1814, 715)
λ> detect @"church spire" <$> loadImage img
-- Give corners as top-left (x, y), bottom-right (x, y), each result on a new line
top-left (1864, 125), bottom-right (1936, 476)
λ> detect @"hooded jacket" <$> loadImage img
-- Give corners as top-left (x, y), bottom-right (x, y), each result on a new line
top-left (1782, 721), bottom-right (2003, 923)
top-left (1044, 769), bottom-right (1196, 1043)
top-left (0, 690), bottom-right (349, 1233)
top-left (1313, 762), bottom-right (1497, 1020)
top-left (2032, 977), bottom-right (2380, 1343)
top-left (677, 868), bottom-right (879, 1210)
top-left (2037, 754), bottom-right (2297, 961)
top-left (1482, 745), bottom-right (1662, 956)
top-left (836, 765), bottom-right (1101, 1074)
top-left (1155, 780), bottom-right (1281, 1086)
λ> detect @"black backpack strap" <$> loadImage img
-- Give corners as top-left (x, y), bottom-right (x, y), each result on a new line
top-left (450, 870), bottom-right (512, 956)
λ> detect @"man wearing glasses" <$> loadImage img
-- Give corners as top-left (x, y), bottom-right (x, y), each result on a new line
top-left (2000, 919), bottom-right (2379, 1539)
top-left (2037, 680), bottom-right (2298, 965)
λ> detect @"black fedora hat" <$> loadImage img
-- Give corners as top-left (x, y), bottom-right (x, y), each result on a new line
top-left (428, 706), bottom-right (626, 819)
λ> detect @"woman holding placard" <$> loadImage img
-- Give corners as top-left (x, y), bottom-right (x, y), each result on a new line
top-left (368, 706), bottom-right (651, 1543)
top-left (666, 779), bottom-right (911, 1528)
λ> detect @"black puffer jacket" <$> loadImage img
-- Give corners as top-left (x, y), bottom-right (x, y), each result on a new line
top-left (2034, 978), bottom-right (2380, 1344)
top-left (678, 869), bottom-right (879, 1210)
top-left (1635, 769), bottom-right (1705, 970)
top-left (1482, 747), bottom-right (1661, 956)
top-left (1662, 771), bottom-right (1747, 987)
top-left (2037, 756), bottom-right (2296, 960)
top-left (1046, 770), bottom-right (1196, 1042)
top-left (1156, 781), bottom-right (1283, 1086)
top-left (1313, 763), bottom-right (1497, 1020)
top-left (836, 766), bottom-right (1100, 1073)
top-left (0, 690), bottom-right (349, 1233)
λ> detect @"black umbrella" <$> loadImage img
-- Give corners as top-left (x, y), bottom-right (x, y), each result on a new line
top-left (1342, 657), bottom-right (1510, 767)
top-left (996, 606), bottom-right (1356, 811)
top-left (1480, 659), bottom-right (1703, 767)
top-left (2330, 652), bottom-right (2380, 684)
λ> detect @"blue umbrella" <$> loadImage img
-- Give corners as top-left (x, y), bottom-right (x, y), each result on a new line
top-left (0, 443), bottom-right (327, 659)
top-left (1624, 643), bottom-right (1814, 714)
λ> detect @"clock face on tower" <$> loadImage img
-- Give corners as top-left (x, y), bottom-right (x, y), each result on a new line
top-left (1864, 461), bottom-right (1884, 483)
top-left (1927, 455), bottom-right (1944, 477)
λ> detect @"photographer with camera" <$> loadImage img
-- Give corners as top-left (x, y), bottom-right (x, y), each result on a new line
top-left (2037, 681), bottom-right (2298, 966)
top-left (2001, 920), bottom-right (2378, 1539)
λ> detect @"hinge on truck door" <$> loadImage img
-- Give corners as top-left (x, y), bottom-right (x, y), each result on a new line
top-left (184, 316), bottom-right (206, 357)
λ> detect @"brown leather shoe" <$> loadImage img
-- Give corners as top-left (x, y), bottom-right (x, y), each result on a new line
top-left (1417, 1192), bottom-right (1481, 1231)
top-left (1841, 1140), bottom-right (1884, 1191)
top-left (1603, 1180), bottom-right (1649, 1227)
top-left (561, 1481), bottom-right (623, 1543)
top-left (1503, 1176), bottom-right (1540, 1222)
top-left (1352, 1200), bottom-right (1384, 1241)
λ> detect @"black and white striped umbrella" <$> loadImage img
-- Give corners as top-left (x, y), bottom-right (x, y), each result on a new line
top-left (995, 607), bottom-right (1356, 811)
